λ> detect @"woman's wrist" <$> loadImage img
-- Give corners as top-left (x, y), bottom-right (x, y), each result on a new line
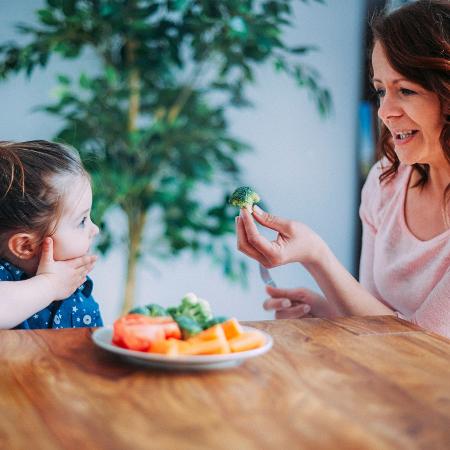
top-left (300, 237), bottom-right (332, 269)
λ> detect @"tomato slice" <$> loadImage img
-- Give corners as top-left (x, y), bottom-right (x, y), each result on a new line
top-left (121, 324), bottom-right (166, 351)
top-left (112, 314), bottom-right (181, 350)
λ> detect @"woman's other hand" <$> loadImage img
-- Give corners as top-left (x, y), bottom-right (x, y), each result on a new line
top-left (236, 206), bottom-right (327, 268)
top-left (263, 285), bottom-right (340, 319)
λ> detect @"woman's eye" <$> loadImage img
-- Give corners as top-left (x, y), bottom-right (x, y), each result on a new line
top-left (400, 88), bottom-right (416, 96)
top-left (375, 88), bottom-right (385, 98)
top-left (79, 217), bottom-right (87, 227)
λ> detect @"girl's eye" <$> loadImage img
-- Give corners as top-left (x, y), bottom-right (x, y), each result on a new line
top-left (79, 217), bottom-right (87, 227)
top-left (375, 88), bottom-right (385, 98)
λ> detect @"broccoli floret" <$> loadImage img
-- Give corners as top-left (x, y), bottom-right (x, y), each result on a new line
top-left (174, 316), bottom-right (204, 339)
top-left (167, 292), bottom-right (212, 328)
top-left (145, 303), bottom-right (168, 317)
top-left (128, 305), bottom-right (149, 316)
top-left (229, 186), bottom-right (260, 210)
top-left (204, 316), bottom-right (228, 329)
top-left (128, 303), bottom-right (168, 317)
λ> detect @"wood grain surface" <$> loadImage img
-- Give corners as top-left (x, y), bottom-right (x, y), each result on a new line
top-left (1, 316), bottom-right (449, 450)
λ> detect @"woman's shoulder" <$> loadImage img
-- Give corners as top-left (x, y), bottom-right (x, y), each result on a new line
top-left (364, 158), bottom-right (410, 199)
top-left (360, 158), bottom-right (410, 229)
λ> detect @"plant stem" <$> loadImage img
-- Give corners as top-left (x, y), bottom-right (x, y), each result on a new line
top-left (122, 38), bottom-right (142, 312)
top-left (127, 41), bottom-right (140, 132)
top-left (122, 208), bottom-right (147, 315)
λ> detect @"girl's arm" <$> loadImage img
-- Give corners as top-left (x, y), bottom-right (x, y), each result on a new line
top-left (0, 238), bottom-right (96, 329)
top-left (0, 276), bottom-right (66, 329)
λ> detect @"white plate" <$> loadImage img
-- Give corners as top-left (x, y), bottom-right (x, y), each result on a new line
top-left (92, 326), bottom-right (273, 371)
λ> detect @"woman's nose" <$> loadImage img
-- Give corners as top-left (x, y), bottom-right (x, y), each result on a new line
top-left (378, 93), bottom-right (402, 123)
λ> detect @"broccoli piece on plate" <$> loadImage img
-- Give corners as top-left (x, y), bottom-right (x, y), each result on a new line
top-left (128, 305), bottom-right (149, 315)
top-left (229, 186), bottom-right (260, 210)
top-left (204, 316), bottom-right (228, 329)
top-left (174, 316), bottom-right (204, 339)
top-left (146, 304), bottom-right (168, 317)
top-left (167, 292), bottom-right (212, 328)
top-left (128, 303), bottom-right (168, 317)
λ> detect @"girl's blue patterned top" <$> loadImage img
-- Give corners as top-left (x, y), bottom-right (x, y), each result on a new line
top-left (0, 259), bottom-right (103, 329)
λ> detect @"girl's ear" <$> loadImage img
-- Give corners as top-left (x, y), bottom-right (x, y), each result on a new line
top-left (8, 233), bottom-right (40, 260)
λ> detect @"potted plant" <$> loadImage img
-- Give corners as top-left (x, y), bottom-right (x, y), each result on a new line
top-left (0, 0), bottom-right (330, 313)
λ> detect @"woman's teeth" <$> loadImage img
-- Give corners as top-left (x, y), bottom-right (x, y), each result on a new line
top-left (395, 130), bottom-right (417, 140)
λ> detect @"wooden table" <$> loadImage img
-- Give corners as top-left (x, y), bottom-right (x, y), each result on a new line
top-left (1, 316), bottom-right (449, 450)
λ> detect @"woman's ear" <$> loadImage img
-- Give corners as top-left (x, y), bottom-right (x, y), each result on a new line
top-left (8, 233), bottom-right (40, 260)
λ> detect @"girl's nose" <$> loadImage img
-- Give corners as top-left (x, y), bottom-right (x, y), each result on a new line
top-left (91, 222), bottom-right (100, 237)
top-left (378, 93), bottom-right (402, 123)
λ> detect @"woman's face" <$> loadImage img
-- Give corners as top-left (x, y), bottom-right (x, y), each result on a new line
top-left (371, 41), bottom-right (445, 166)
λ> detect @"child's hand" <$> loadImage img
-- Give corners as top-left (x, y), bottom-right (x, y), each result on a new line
top-left (36, 238), bottom-right (97, 301)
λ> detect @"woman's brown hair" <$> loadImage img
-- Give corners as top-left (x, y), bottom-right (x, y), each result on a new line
top-left (0, 140), bottom-right (88, 249)
top-left (370, 0), bottom-right (450, 198)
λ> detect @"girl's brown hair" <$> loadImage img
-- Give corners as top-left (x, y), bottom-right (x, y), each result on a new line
top-left (0, 140), bottom-right (88, 249)
top-left (370, 0), bottom-right (450, 193)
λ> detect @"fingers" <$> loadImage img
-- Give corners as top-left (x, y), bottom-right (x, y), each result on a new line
top-left (235, 215), bottom-right (271, 265)
top-left (263, 296), bottom-right (292, 310)
top-left (76, 267), bottom-right (90, 287)
top-left (239, 208), bottom-right (277, 261)
top-left (266, 285), bottom-right (313, 303)
top-left (69, 254), bottom-right (97, 270)
top-left (275, 304), bottom-right (311, 319)
top-left (264, 285), bottom-right (317, 319)
top-left (39, 237), bottom-right (54, 264)
top-left (252, 205), bottom-right (293, 234)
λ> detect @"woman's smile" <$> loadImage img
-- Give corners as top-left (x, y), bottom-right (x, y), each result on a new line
top-left (390, 129), bottom-right (419, 146)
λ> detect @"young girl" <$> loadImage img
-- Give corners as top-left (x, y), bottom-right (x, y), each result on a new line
top-left (0, 140), bottom-right (103, 329)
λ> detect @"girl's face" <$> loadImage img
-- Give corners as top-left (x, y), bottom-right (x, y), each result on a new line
top-left (371, 41), bottom-right (445, 166)
top-left (51, 175), bottom-right (99, 261)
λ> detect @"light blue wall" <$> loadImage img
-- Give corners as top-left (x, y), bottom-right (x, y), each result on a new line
top-left (0, 1), bottom-right (365, 324)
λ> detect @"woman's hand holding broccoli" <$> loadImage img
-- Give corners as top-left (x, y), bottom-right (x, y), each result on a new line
top-left (231, 187), bottom-right (343, 320)
top-left (236, 206), bottom-right (328, 268)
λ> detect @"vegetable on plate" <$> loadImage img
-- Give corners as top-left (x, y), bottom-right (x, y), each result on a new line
top-left (113, 294), bottom-right (267, 356)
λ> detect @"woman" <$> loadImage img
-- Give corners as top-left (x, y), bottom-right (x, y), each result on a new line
top-left (236, 0), bottom-right (450, 338)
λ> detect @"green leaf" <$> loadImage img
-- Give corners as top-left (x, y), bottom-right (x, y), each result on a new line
top-left (62, 0), bottom-right (76, 16)
top-left (172, 0), bottom-right (190, 12)
top-left (229, 17), bottom-right (248, 36)
top-left (47, 0), bottom-right (62, 8)
top-left (57, 74), bottom-right (71, 85)
top-left (105, 66), bottom-right (118, 85)
top-left (37, 9), bottom-right (59, 26)
top-left (290, 45), bottom-right (318, 54)
top-left (79, 73), bottom-right (90, 88)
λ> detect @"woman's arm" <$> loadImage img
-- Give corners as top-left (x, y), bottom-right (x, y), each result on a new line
top-left (407, 268), bottom-right (450, 338)
top-left (303, 243), bottom-right (394, 316)
top-left (237, 206), bottom-right (394, 317)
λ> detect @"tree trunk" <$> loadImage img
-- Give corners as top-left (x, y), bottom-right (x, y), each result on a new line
top-left (122, 208), bottom-right (147, 314)
top-left (128, 67), bottom-right (140, 131)
top-left (122, 37), bottom-right (143, 314)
